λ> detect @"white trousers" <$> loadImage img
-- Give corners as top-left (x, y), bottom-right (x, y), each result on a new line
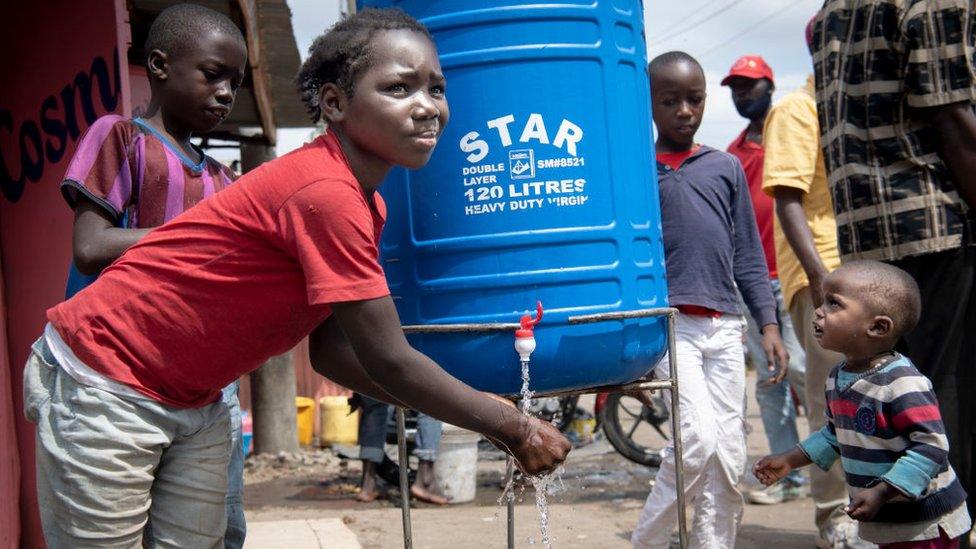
top-left (632, 313), bottom-right (747, 549)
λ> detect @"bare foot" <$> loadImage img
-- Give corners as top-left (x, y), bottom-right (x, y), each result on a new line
top-left (411, 460), bottom-right (450, 505)
top-left (355, 487), bottom-right (382, 503)
top-left (410, 483), bottom-right (449, 505)
top-left (356, 461), bottom-right (384, 503)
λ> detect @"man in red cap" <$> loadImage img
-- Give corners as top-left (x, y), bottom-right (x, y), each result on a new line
top-left (722, 55), bottom-right (776, 272)
top-left (723, 57), bottom-right (777, 290)
top-left (723, 56), bottom-right (776, 281)
top-left (723, 55), bottom-right (810, 509)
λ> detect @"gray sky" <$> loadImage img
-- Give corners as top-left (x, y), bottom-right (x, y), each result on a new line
top-left (274, 0), bottom-right (822, 155)
top-left (644, 0), bottom-right (821, 148)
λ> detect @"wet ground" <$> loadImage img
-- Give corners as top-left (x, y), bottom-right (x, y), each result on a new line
top-left (244, 371), bottom-right (820, 548)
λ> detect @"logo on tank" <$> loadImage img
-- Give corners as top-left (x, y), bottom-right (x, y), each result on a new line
top-left (509, 150), bottom-right (535, 179)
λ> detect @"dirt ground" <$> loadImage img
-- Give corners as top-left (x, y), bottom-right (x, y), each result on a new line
top-left (244, 371), bottom-right (820, 548)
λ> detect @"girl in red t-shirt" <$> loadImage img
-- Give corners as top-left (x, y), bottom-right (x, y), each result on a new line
top-left (32, 8), bottom-right (570, 546)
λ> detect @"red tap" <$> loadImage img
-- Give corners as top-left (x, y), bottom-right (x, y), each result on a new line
top-left (516, 301), bottom-right (544, 338)
top-left (514, 301), bottom-right (543, 361)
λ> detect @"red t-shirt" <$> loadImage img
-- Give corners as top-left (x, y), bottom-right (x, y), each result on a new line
top-left (656, 145), bottom-right (700, 171)
top-left (727, 128), bottom-right (776, 278)
top-left (47, 132), bottom-right (390, 408)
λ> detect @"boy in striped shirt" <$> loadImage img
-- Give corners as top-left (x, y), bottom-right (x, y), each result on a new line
top-left (754, 261), bottom-right (971, 548)
top-left (56, 5), bottom-right (247, 546)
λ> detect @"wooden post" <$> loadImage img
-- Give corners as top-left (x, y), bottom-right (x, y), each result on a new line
top-left (251, 352), bottom-right (299, 454)
top-left (241, 142), bottom-right (299, 454)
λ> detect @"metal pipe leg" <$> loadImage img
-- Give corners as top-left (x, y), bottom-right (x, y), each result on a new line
top-left (396, 407), bottom-right (413, 549)
top-left (505, 456), bottom-right (516, 549)
top-left (666, 311), bottom-right (688, 549)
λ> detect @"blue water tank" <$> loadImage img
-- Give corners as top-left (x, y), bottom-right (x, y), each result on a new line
top-left (360, 0), bottom-right (668, 395)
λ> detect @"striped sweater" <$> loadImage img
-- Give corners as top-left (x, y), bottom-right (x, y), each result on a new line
top-left (799, 353), bottom-right (967, 523)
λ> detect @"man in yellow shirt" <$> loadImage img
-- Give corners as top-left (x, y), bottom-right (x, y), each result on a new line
top-left (761, 73), bottom-right (868, 549)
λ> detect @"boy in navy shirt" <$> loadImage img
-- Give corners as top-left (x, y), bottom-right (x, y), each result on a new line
top-left (632, 51), bottom-right (789, 548)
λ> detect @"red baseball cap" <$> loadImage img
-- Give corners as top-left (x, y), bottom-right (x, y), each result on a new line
top-left (720, 55), bottom-right (774, 86)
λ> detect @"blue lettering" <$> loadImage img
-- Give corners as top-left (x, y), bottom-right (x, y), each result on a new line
top-left (0, 48), bottom-right (121, 203)
top-left (0, 109), bottom-right (22, 202)
top-left (40, 95), bottom-right (67, 164)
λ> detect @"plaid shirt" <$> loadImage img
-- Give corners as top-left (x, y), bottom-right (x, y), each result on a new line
top-left (812, 0), bottom-right (976, 261)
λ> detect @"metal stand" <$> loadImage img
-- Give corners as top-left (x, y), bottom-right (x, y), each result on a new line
top-left (395, 307), bottom-right (687, 549)
top-left (505, 458), bottom-right (516, 548)
top-left (395, 407), bottom-right (413, 549)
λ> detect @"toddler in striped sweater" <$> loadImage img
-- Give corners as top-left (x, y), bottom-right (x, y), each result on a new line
top-left (753, 260), bottom-right (971, 548)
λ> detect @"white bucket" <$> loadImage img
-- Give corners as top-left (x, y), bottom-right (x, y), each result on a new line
top-left (433, 423), bottom-right (481, 503)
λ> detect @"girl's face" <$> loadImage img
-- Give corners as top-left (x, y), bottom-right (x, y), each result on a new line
top-left (340, 29), bottom-right (449, 171)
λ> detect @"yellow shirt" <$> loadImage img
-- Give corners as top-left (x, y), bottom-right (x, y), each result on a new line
top-left (761, 76), bottom-right (841, 308)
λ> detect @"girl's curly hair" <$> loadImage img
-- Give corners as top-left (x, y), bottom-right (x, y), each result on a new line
top-left (296, 8), bottom-right (433, 123)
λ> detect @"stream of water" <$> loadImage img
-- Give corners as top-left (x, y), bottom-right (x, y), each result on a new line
top-left (520, 358), bottom-right (558, 548)
top-left (494, 357), bottom-right (565, 547)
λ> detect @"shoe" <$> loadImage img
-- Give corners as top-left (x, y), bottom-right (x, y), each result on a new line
top-left (746, 481), bottom-right (807, 505)
top-left (816, 521), bottom-right (877, 549)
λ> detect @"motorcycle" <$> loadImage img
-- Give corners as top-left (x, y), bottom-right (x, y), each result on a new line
top-left (595, 391), bottom-right (670, 467)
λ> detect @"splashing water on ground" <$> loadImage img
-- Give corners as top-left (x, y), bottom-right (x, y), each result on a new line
top-left (529, 468), bottom-right (561, 548)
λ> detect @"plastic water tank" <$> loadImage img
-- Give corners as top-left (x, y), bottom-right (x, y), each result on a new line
top-left (360, 0), bottom-right (668, 395)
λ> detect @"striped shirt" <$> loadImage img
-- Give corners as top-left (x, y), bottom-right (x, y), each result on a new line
top-left (811, 0), bottom-right (976, 262)
top-left (61, 115), bottom-right (235, 228)
top-left (799, 354), bottom-right (968, 526)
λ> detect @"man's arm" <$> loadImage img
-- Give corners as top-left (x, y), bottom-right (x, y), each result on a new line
top-left (309, 297), bottom-right (570, 475)
top-left (761, 84), bottom-right (829, 306)
top-left (774, 187), bottom-right (830, 307)
top-left (930, 102), bottom-right (976, 212)
top-left (72, 196), bottom-right (149, 275)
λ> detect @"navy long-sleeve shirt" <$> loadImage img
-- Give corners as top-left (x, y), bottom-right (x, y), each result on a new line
top-left (658, 146), bottom-right (777, 327)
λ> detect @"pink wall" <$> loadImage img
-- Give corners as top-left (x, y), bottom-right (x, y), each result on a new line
top-left (0, 260), bottom-right (20, 548)
top-left (0, 1), bottom-right (129, 545)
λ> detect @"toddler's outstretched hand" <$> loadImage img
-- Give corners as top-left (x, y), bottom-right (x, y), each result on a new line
top-left (753, 454), bottom-right (792, 486)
